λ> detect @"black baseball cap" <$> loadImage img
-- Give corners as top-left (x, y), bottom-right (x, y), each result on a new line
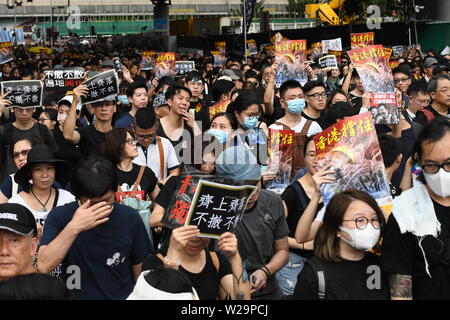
top-left (0, 203), bottom-right (37, 236)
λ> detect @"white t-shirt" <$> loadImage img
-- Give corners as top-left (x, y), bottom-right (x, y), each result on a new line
top-left (133, 137), bottom-right (180, 180)
top-left (269, 117), bottom-right (322, 137)
top-left (8, 189), bottom-right (75, 225)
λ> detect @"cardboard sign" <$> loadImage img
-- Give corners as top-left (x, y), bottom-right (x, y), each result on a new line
top-left (319, 55), bottom-right (338, 71)
top-left (43, 68), bottom-right (85, 92)
top-left (322, 38), bottom-right (342, 55)
top-left (185, 180), bottom-right (256, 238)
top-left (80, 70), bottom-right (119, 105)
top-left (0, 80), bottom-right (43, 108)
top-left (175, 61), bottom-right (195, 75)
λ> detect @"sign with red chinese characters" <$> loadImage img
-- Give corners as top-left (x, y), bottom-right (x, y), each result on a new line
top-left (140, 50), bottom-right (156, 71)
top-left (208, 100), bottom-right (230, 120)
top-left (154, 52), bottom-right (176, 79)
top-left (43, 68), bottom-right (85, 93)
top-left (275, 40), bottom-right (308, 87)
top-left (350, 32), bottom-right (375, 50)
top-left (313, 112), bottom-right (392, 213)
top-left (265, 129), bottom-right (295, 195)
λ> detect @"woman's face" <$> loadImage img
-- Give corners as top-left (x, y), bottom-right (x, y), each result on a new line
top-left (331, 93), bottom-right (348, 104)
top-left (31, 163), bottom-right (55, 190)
top-left (57, 105), bottom-right (70, 127)
top-left (236, 104), bottom-right (260, 128)
top-left (200, 153), bottom-right (215, 174)
top-left (339, 200), bottom-right (380, 242)
top-left (13, 140), bottom-right (32, 169)
top-left (123, 132), bottom-right (138, 159)
top-left (304, 140), bottom-right (319, 175)
top-left (184, 236), bottom-right (210, 256)
top-left (38, 112), bottom-right (56, 130)
top-left (331, 68), bottom-right (340, 78)
top-left (211, 115), bottom-right (233, 131)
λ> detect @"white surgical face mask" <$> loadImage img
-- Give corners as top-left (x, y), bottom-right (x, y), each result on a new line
top-left (339, 224), bottom-right (380, 252)
top-left (424, 168), bottom-right (450, 198)
top-left (57, 113), bottom-right (67, 125)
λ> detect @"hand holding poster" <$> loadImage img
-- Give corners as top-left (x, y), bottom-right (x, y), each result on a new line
top-left (265, 128), bottom-right (295, 194)
top-left (154, 52), bottom-right (176, 79)
top-left (348, 45), bottom-right (398, 124)
top-left (309, 42), bottom-right (323, 61)
top-left (275, 40), bottom-right (308, 87)
top-left (1, 80), bottom-right (43, 108)
top-left (350, 32), bottom-right (375, 50)
top-left (161, 175), bottom-right (256, 238)
top-left (80, 69), bottom-right (119, 105)
top-left (43, 68), bottom-right (85, 93)
top-left (319, 55), bottom-right (338, 71)
top-left (313, 112), bottom-right (392, 213)
top-left (322, 38), bottom-right (342, 55)
top-left (140, 50), bottom-right (155, 71)
top-left (175, 61), bottom-right (195, 75)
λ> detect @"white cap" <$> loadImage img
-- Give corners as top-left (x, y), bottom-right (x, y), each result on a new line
top-left (217, 75), bottom-right (233, 82)
top-left (58, 95), bottom-right (82, 111)
top-left (126, 271), bottom-right (200, 300)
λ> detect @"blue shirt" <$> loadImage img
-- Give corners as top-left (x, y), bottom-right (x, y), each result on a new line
top-left (40, 202), bottom-right (152, 300)
top-left (114, 113), bottom-right (134, 129)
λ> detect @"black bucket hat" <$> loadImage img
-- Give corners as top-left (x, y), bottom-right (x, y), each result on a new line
top-left (14, 144), bottom-right (70, 188)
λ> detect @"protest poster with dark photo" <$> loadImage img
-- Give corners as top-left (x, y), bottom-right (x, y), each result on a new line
top-left (154, 52), bottom-right (176, 79)
top-left (0, 31), bottom-right (13, 65)
top-left (369, 92), bottom-right (400, 124)
top-left (175, 61), bottom-right (195, 75)
top-left (43, 68), bottom-right (85, 93)
top-left (319, 55), bottom-right (338, 71)
top-left (80, 70), bottom-right (119, 105)
top-left (140, 50), bottom-right (155, 71)
top-left (392, 46), bottom-right (404, 57)
top-left (314, 112), bottom-right (392, 214)
top-left (161, 175), bottom-right (256, 238)
top-left (275, 39), bottom-right (308, 87)
top-left (247, 39), bottom-right (258, 55)
top-left (211, 51), bottom-right (226, 67)
top-left (1, 80), bottom-right (43, 108)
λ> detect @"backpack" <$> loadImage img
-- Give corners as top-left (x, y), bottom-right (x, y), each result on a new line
top-left (274, 120), bottom-right (312, 179)
top-left (290, 180), bottom-right (308, 211)
top-left (419, 109), bottom-right (436, 123)
top-left (305, 256), bottom-right (327, 300)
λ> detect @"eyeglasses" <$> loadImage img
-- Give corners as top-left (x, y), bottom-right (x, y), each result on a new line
top-left (305, 151), bottom-right (317, 160)
top-left (394, 78), bottom-right (410, 83)
top-left (13, 149), bottom-right (31, 159)
top-left (136, 134), bottom-right (155, 141)
top-left (125, 138), bottom-right (137, 145)
top-left (38, 118), bottom-right (50, 123)
top-left (342, 216), bottom-right (381, 230)
top-left (306, 92), bottom-right (327, 100)
top-left (14, 107), bottom-right (34, 113)
top-left (420, 162), bottom-right (450, 174)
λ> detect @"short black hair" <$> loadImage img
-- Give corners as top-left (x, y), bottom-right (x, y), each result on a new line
top-left (279, 80), bottom-right (302, 99)
top-left (185, 71), bottom-right (203, 83)
top-left (126, 82), bottom-right (147, 97)
top-left (303, 80), bottom-right (326, 94)
top-left (211, 79), bottom-right (235, 102)
top-left (392, 67), bottom-right (411, 78)
top-left (134, 107), bottom-right (157, 130)
top-left (407, 80), bottom-right (428, 97)
top-left (413, 118), bottom-right (450, 163)
top-left (351, 69), bottom-right (360, 79)
top-left (378, 134), bottom-right (402, 168)
top-left (165, 84), bottom-right (192, 101)
top-left (71, 157), bottom-right (117, 199)
top-left (144, 267), bottom-right (194, 295)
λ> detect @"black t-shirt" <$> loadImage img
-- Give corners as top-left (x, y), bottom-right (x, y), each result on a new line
top-left (301, 111), bottom-right (328, 130)
top-left (142, 250), bottom-right (232, 300)
top-left (292, 253), bottom-right (390, 300)
top-left (189, 98), bottom-right (210, 132)
top-left (281, 181), bottom-right (323, 257)
top-left (349, 93), bottom-right (363, 111)
top-left (76, 125), bottom-right (106, 158)
top-left (115, 163), bottom-right (157, 200)
top-left (415, 105), bottom-right (450, 126)
top-left (53, 126), bottom-right (81, 169)
top-left (380, 199), bottom-right (450, 300)
top-left (154, 175), bottom-right (180, 208)
top-left (156, 119), bottom-right (195, 163)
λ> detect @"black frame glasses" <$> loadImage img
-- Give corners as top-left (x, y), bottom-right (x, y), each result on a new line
top-left (421, 162), bottom-right (450, 174)
top-left (342, 217), bottom-right (381, 230)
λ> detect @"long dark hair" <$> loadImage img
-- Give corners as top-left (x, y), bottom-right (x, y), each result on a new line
top-left (102, 128), bottom-right (136, 166)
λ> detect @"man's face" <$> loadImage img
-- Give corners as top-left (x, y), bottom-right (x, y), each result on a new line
top-left (393, 72), bottom-right (411, 94)
top-left (305, 86), bottom-right (327, 112)
top-left (1, 63), bottom-right (11, 74)
top-left (79, 190), bottom-right (116, 207)
top-left (92, 101), bottom-right (116, 122)
top-left (133, 123), bottom-right (157, 149)
top-left (186, 79), bottom-right (204, 98)
top-left (281, 87), bottom-right (304, 108)
top-left (408, 92), bottom-right (431, 114)
top-left (354, 76), bottom-right (364, 92)
top-left (129, 88), bottom-right (148, 109)
top-left (430, 79), bottom-right (450, 107)
top-left (168, 89), bottom-right (190, 115)
top-left (13, 107), bottom-right (35, 124)
top-left (425, 65), bottom-right (437, 77)
top-left (0, 230), bottom-right (38, 281)
top-left (205, 63), bottom-right (213, 73)
top-left (262, 67), bottom-right (274, 84)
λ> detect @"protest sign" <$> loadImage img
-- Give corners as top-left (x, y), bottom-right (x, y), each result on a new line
top-left (265, 128), bottom-right (295, 195)
top-left (14, 27), bottom-right (25, 45)
top-left (369, 92), bottom-right (400, 124)
top-left (43, 68), bottom-right (85, 93)
top-left (140, 50), bottom-right (155, 71)
top-left (154, 52), bottom-right (176, 79)
top-left (209, 100), bottom-right (230, 120)
top-left (211, 51), bottom-right (226, 67)
top-left (215, 41), bottom-right (226, 55)
top-left (348, 45), bottom-right (398, 124)
top-left (350, 32), bottom-right (375, 50)
top-left (247, 39), bottom-right (258, 55)
top-left (319, 55), bottom-right (338, 71)
top-left (383, 47), bottom-right (393, 60)
top-left (1, 80), bottom-right (43, 108)
top-left (322, 38), bottom-right (342, 55)
top-left (80, 70), bottom-right (119, 105)
top-left (271, 32), bottom-right (288, 42)
top-left (275, 40), bottom-right (308, 87)
top-left (161, 175), bottom-right (256, 237)
top-left (328, 50), bottom-right (342, 64)
top-left (314, 112), bottom-right (392, 214)
top-left (392, 46), bottom-right (404, 57)
top-left (175, 61), bottom-right (195, 75)
top-left (309, 41), bottom-right (322, 60)
top-left (0, 31), bottom-right (13, 65)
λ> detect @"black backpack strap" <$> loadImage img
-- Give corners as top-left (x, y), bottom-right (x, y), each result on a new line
top-left (306, 256), bottom-right (326, 300)
top-left (290, 181), bottom-right (307, 211)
